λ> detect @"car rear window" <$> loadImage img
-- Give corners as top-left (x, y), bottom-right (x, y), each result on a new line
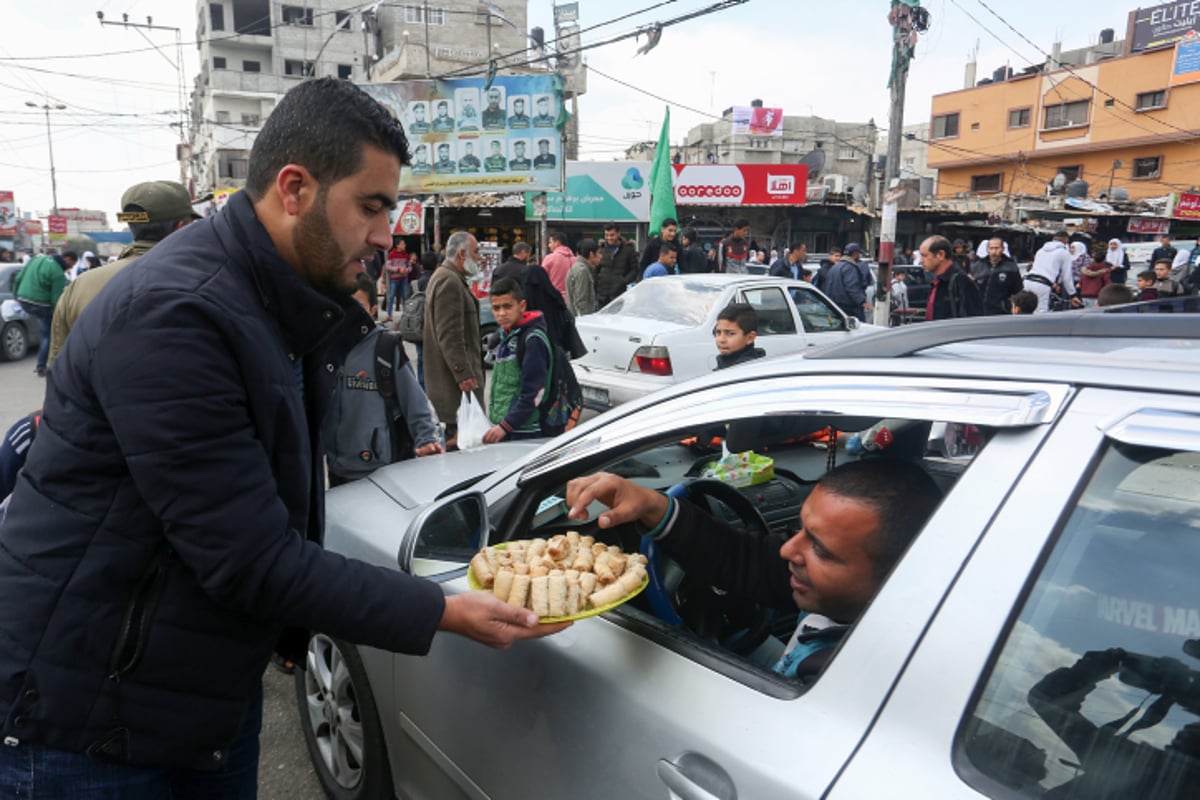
top-left (597, 281), bottom-right (725, 326)
top-left (957, 444), bottom-right (1200, 799)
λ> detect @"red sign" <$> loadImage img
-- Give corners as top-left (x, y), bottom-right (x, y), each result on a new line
top-left (0, 191), bottom-right (15, 237)
top-left (1129, 216), bottom-right (1171, 234)
top-left (392, 199), bottom-right (425, 236)
top-left (671, 164), bottom-right (808, 206)
top-left (21, 220), bottom-right (42, 235)
top-left (47, 215), bottom-right (68, 245)
top-left (1175, 192), bottom-right (1200, 219)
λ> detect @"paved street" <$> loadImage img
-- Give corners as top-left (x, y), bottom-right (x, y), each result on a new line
top-left (0, 358), bottom-right (325, 799)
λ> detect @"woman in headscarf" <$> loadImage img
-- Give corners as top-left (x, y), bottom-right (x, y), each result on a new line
top-left (1105, 238), bottom-right (1130, 286)
top-left (1069, 241), bottom-right (1090, 293)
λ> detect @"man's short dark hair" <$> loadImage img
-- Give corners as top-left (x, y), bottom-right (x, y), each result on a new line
top-left (1011, 290), bottom-right (1038, 314)
top-left (682, 227), bottom-right (698, 244)
top-left (127, 217), bottom-right (190, 243)
top-left (577, 238), bottom-right (599, 259)
top-left (659, 245), bottom-right (675, 259)
top-left (716, 302), bottom-right (758, 334)
top-left (60, 250), bottom-right (79, 264)
top-left (604, 222), bottom-right (620, 233)
top-left (245, 77), bottom-right (409, 201)
top-left (420, 251), bottom-right (439, 271)
top-left (512, 241), bottom-right (532, 257)
top-left (830, 246), bottom-right (843, 256)
top-left (924, 236), bottom-right (952, 260)
top-left (1097, 284), bottom-right (1135, 307)
top-left (661, 218), bottom-right (677, 229)
top-left (548, 230), bottom-right (567, 247)
top-left (1154, 259), bottom-right (1172, 268)
top-left (818, 458), bottom-right (941, 580)
top-left (733, 218), bottom-right (750, 230)
top-left (1138, 269), bottom-right (1157, 282)
top-left (1053, 230), bottom-right (1070, 241)
top-left (490, 276), bottom-right (524, 302)
top-left (354, 272), bottom-right (378, 308)
top-left (788, 242), bottom-right (806, 254)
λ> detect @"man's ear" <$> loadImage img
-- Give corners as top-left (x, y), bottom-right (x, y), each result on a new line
top-left (275, 164), bottom-right (314, 216)
top-left (745, 330), bottom-right (757, 345)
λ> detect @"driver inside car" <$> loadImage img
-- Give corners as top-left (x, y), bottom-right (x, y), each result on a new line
top-left (566, 458), bottom-right (941, 678)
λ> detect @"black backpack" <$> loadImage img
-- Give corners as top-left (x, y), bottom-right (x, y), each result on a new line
top-left (398, 291), bottom-right (425, 343)
top-left (373, 331), bottom-right (415, 461)
top-left (516, 328), bottom-right (583, 436)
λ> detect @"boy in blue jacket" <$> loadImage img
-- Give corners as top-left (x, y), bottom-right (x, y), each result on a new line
top-left (484, 277), bottom-right (553, 442)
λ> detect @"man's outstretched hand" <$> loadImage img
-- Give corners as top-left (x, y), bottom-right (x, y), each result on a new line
top-left (439, 591), bottom-right (571, 648)
top-left (565, 472), bottom-right (669, 530)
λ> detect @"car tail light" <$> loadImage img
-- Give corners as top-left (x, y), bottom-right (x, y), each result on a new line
top-left (630, 346), bottom-right (672, 376)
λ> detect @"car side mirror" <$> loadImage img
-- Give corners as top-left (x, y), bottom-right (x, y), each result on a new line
top-left (399, 490), bottom-right (489, 577)
top-left (845, 316), bottom-right (859, 330)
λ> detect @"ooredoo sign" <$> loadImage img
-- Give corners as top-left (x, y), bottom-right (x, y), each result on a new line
top-left (671, 164), bottom-right (808, 206)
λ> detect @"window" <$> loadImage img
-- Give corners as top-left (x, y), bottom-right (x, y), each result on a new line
top-left (281, 5), bottom-right (313, 26)
top-left (838, 147), bottom-right (857, 161)
top-left (337, 64), bottom-right (353, 80)
top-left (284, 59), bottom-right (314, 77)
top-left (970, 173), bottom-right (1003, 193)
top-left (335, 10), bottom-right (351, 28)
top-left (1136, 90), bottom-right (1167, 110)
top-left (960, 443), bottom-right (1200, 799)
top-left (1044, 100), bottom-right (1089, 129)
top-left (1008, 107), bottom-right (1031, 128)
top-left (788, 287), bottom-right (848, 333)
top-left (740, 287), bottom-right (797, 335)
top-left (1056, 165), bottom-right (1082, 182)
top-left (1133, 156), bottom-right (1162, 179)
top-left (212, 56), bottom-right (226, 70)
top-left (970, 122), bottom-right (980, 131)
top-left (220, 155), bottom-right (249, 180)
top-left (240, 112), bottom-right (261, 127)
top-left (242, 60), bottom-right (261, 73)
top-left (215, 110), bottom-right (231, 123)
top-left (932, 113), bottom-right (960, 139)
top-left (209, 2), bottom-right (224, 32)
top-left (404, 5), bottom-right (445, 25)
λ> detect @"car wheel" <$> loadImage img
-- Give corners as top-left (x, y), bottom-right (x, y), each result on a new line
top-left (1, 321), bottom-right (28, 362)
top-left (294, 635), bottom-right (393, 800)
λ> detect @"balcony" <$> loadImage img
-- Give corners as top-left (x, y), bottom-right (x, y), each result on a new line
top-left (208, 69), bottom-right (289, 97)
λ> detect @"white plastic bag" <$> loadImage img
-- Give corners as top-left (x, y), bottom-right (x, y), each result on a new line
top-left (456, 392), bottom-right (489, 450)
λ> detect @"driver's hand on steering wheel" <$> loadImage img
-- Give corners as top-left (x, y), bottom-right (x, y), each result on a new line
top-left (566, 473), bottom-right (670, 530)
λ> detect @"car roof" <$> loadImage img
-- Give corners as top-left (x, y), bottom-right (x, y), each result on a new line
top-left (644, 274), bottom-right (807, 288)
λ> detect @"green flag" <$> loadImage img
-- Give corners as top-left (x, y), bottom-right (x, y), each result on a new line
top-left (648, 106), bottom-right (676, 234)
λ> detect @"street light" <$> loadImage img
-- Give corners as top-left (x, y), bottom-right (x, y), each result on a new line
top-left (25, 99), bottom-right (66, 215)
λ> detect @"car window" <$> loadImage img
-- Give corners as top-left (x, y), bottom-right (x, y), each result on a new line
top-left (958, 444), bottom-right (1200, 799)
top-left (512, 411), bottom-right (996, 691)
top-left (787, 287), bottom-right (847, 333)
top-left (740, 286), bottom-right (796, 335)
top-left (597, 280), bottom-right (724, 326)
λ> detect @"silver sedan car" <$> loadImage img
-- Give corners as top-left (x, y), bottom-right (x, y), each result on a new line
top-left (297, 313), bottom-right (1200, 800)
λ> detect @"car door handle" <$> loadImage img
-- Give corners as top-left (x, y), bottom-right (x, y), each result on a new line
top-left (657, 753), bottom-right (736, 800)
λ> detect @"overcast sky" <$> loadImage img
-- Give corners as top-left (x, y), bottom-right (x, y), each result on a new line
top-left (0, 0), bottom-right (1149, 219)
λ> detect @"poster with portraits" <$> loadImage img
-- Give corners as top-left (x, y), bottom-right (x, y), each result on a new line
top-left (361, 75), bottom-right (564, 194)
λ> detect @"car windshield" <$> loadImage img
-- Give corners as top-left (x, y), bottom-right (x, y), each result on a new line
top-left (597, 280), bottom-right (724, 326)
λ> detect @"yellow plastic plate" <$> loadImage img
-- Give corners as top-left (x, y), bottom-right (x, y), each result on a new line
top-left (467, 543), bottom-right (649, 623)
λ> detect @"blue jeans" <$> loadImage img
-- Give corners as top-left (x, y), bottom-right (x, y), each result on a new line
top-left (18, 301), bottom-right (52, 371)
top-left (386, 277), bottom-right (408, 315)
top-left (0, 686), bottom-right (262, 799)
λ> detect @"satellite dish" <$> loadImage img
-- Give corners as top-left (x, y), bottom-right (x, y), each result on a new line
top-left (1051, 172), bottom-right (1068, 191)
top-left (1112, 187), bottom-right (1130, 201)
top-left (1066, 178), bottom-right (1089, 198)
top-left (798, 149), bottom-right (826, 179)
top-left (851, 181), bottom-right (870, 206)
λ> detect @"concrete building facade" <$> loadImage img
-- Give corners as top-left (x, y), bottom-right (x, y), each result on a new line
top-left (190, 0), bottom-right (529, 196)
top-left (926, 31), bottom-right (1200, 204)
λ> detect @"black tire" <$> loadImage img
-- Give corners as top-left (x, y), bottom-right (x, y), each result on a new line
top-left (294, 635), bottom-right (393, 800)
top-left (1, 321), bottom-right (28, 362)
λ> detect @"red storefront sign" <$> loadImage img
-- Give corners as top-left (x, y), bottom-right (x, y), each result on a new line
top-left (672, 164), bottom-right (808, 206)
top-left (1175, 192), bottom-right (1200, 219)
top-left (47, 215), bottom-right (68, 244)
top-left (1129, 216), bottom-right (1171, 234)
top-left (392, 199), bottom-right (425, 235)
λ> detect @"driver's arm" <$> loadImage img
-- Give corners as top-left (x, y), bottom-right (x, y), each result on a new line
top-left (566, 473), bottom-right (793, 609)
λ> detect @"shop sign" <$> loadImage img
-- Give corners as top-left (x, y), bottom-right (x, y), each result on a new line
top-left (361, 74), bottom-right (565, 195)
top-left (391, 199), bottom-right (425, 235)
top-left (730, 106), bottom-right (784, 137)
top-left (1132, 1), bottom-right (1200, 52)
top-left (672, 164), bottom-right (808, 206)
top-left (1174, 191), bottom-right (1200, 219)
top-left (0, 191), bottom-right (15, 237)
top-left (47, 215), bottom-right (68, 245)
top-left (1130, 216), bottom-right (1172, 233)
top-left (525, 161), bottom-right (650, 222)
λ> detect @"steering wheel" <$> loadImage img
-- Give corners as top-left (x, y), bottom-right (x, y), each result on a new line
top-left (648, 478), bottom-right (776, 656)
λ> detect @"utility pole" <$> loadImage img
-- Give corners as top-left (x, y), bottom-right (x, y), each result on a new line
top-left (25, 99), bottom-right (65, 215)
top-left (875, 1), bottom-right (928, 327)
top-left (97, 12), bottom-right (189, 189)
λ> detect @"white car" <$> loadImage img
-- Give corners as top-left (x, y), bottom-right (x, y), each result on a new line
top-left (572, 274), bottom-right (881, 409)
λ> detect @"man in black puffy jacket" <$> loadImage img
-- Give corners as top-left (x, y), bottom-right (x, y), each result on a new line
top-left (0, 78), bottom-right (562, 796)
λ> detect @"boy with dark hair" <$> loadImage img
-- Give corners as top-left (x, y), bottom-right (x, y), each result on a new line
top-left (713, 302), bottom-right (766, 369)
top-left (639, 217), bottom-right (680, 270)
top-left (1010, 290), bottom-right (1039, 315)
top-left (1097, 283), bottom-right (1135, 307)
top-left (718, 218), bottom-right (751, 274)
top-left (1137, 270), bottom-right (1159, 301)
top-left (324, 273), bottom-right (443, 486)
top-left (484, 278), bottom-right (554, 442)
